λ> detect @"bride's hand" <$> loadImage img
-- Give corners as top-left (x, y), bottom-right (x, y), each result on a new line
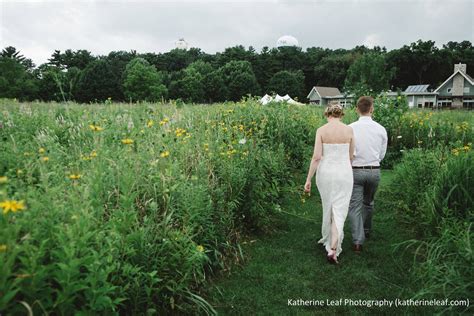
top-left (304, 180), bottom-right (311, 193)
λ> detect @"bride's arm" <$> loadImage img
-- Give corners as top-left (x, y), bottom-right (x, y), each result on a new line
top-left (305, 129), bottom-right (323, 185)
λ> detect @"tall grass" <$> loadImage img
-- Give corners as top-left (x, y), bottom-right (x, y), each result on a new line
top-left (0, 100), bottom-right (320, 314)
top-left (381, 149), bottom-right (473, 313)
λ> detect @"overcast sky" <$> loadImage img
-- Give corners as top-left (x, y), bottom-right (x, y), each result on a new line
top-left (1, 0), bottom-right (472, 66)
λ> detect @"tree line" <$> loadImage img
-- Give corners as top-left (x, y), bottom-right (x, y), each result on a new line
top-left (0, 40), bottom-right (473, 103)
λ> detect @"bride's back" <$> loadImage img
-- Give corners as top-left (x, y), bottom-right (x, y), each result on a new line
top-left (319, 121), bottom-right (353, 144)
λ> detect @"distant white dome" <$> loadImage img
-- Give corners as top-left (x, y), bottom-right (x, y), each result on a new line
top-left (276, 35), bottom-right (299, 47)
top-left (175, 38), bottom-right (188, 50)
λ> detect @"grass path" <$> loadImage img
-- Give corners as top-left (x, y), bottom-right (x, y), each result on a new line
top-left (202, 170), bottom-right (423, 315)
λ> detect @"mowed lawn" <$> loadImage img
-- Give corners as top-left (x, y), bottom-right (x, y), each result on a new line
top-left (203, 170), bottom-right (432, 315)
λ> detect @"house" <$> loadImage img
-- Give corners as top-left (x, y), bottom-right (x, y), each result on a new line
top-left (403, 85), bottom-right (437, 108)
top-left (433, 63), bottom-right (474, 109)
top-left (306, 63), bottom-right (474, 109)
top-left (307, 86), bottom-right (343, 105)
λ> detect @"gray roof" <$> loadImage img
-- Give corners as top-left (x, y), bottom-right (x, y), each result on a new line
top-left (465, 72), bottom-right (474, 83)
top-left (314, 86), bottom-right (341, 97)
top-left (405, 85), bottom-right (429, 93)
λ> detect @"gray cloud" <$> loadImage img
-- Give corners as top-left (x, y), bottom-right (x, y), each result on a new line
top-left (1, 0), bottom-right (472, 66)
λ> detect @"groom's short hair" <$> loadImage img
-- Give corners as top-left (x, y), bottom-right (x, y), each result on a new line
top-left (356, 96), bottom-right (374, 114)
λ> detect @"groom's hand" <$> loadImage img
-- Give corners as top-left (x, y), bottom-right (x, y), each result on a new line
top-left (304, 181), bottom-right (311, 193)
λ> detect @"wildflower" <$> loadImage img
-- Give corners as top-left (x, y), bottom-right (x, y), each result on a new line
top-left (397, 135), bottom-right (402, 139)
top-left (160, 151), bottom-right (170, 158)
top-left (15, 274), bottom-right (33, 279)
top-left (147, 120), bottom-right (154, 128)
top-left (16, 169), bottom-right (23, 175)
top-left (90, 150), bottom-right (97, 158)
top-left (41, 157), bottom-right (49, 162)
top-left (38, 147), bottom-right (45, 154)
top-left (463, 145), bottom-right (471, 152)
top-left (159, 118), bottom-right (170, 126)
top-left (417, 140), bottom-right (423, 144)
top-left (175, 128), bottom-right (186, 137)
top-left (239, 138), bottom-right (247, 145)
top-left (451, 148), bottom-right (459, 156)
top-left (203, 143), bottom-right (209, 152)
top-left (242, 150), bottom-right (249, 156)
top-left (1, 199), bottom-right (26, 214)
top-left (0, 244), bottom-right (7, 252)
top-left (121, 138), bottom-right (134, 145)
top-left (0, 176), bottom-right (7, 184)
top-left (89, 124), bottom-right (104, 132)
top-left (196, 245), bottom-right (205, 252)
top-left (68, 174), bottom-right (82, 180)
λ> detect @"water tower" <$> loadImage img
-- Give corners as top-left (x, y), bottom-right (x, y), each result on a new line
top-left (276, 35), bottom-right (299, 47)
top-left (175, 38), bottom-right (189, 50)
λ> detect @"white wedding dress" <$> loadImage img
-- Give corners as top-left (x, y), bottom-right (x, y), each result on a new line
top-left (316, 143), bottom-right (353, 257)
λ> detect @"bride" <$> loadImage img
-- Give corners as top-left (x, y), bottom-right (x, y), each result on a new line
top-left (304, 102), bottom-right (354, 264)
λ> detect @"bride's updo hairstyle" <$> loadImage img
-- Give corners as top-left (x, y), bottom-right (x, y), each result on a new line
top-left (324, 101), bottom-right (344, 118)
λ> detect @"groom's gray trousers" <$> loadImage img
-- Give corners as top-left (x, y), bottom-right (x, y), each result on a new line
top-left (348, 169), bottom-right (381, 245)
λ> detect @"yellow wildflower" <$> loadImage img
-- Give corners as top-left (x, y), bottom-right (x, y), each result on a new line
top-left (159, 118), bottom-right (170, 126)
top-left (15, 274), bottom-right (33, 279)
top-left (147, 120), bottom-right (154, 128)
top-left (451, 148), bottom-right (459, 156)
top-left (38, 147), bottom-right (45, 154)
top-left (175, 128), bottom-right (186, 137)
top-left (89, 124), bottom-right (104, 132)
top-left (160, 151), bottom-right (170, 158)
top-left (0, 176), bottom-right (7, 184)
top-left (90, 150), bottom-right (97, 158)
top-left (16, 169), bottom-right (23, 175)
top-left (68, 174), bottom-right (82, 180)
top-left (197, 245), bottom-right (204, 252)
top-left (0, 244), bottom-right (7, 252)
top-left (41, 157), bottom-right (49, 162)
top-left (121, 138), bottom-right (134, 145)
top-left (1, 199), bottom-right (26, 214)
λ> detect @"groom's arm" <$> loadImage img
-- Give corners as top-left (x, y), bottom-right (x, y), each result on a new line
top-left (379, 127), bottom-right (388, 162)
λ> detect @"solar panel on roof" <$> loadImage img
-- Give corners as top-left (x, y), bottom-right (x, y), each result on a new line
top-left (405, 85), bottom-right (429, 93)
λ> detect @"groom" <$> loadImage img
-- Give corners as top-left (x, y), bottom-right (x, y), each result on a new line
top-left (348, 96), bottom-right (388, 253)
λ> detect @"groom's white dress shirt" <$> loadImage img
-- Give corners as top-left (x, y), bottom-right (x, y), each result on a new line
top-left (349, 116), bottom-right (388, 167)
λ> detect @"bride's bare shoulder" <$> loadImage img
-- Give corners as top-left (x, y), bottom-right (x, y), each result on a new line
top-left (316, 123), bottom-right (329, 133)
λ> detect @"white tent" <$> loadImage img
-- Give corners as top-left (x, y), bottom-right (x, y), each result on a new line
top-left (260, 94), bottom-right (273, 105)
top-left (259, 94), bottom-right (304, 105)
top-left (273, 94), bottom-right (285, 102)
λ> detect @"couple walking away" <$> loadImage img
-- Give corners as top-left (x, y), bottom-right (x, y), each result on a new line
top-left (304, 96), bottom-right (388, 264)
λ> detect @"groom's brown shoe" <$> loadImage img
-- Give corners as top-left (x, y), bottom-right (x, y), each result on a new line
top-left (353, 244), bottom-right (362, 253)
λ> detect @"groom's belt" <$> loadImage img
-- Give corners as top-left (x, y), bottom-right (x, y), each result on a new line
top-left (352, 166), bottom-right (380, 169)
